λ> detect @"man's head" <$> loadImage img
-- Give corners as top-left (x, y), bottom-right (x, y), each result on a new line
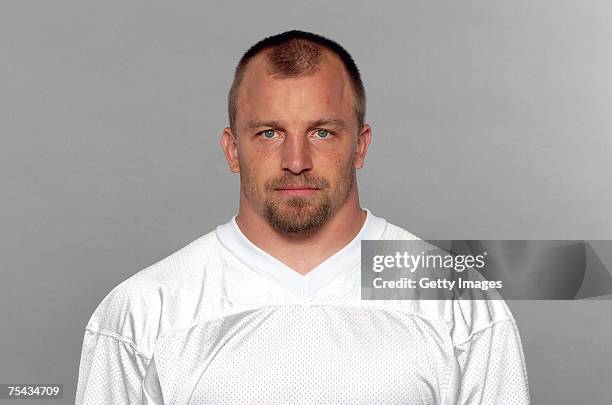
top-left (228, 30), bottom-right (366, 133)
top-left (221, 30), bottom-right (371, 236)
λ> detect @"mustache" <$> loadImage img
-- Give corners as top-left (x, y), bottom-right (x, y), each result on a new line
top-left (265, 173), bottom-right (330, 191)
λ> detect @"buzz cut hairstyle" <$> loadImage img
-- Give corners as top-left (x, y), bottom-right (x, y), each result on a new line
top-left (228, 30), bottom-right (366, 133)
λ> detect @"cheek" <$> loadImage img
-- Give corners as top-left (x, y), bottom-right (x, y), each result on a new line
top-left (328, 145), bottom-right (355, 169)
top-left (240, 154), bottom-right (276, 188)
top-left (317, 152), bottom-right (353, 183)
top-left (315, 137), bottom-right (357, 166)
top-left (239, 143), bottom-right (274, 173)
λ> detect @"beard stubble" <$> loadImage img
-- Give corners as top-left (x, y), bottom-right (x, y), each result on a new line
top-left (241, 158), bottom-right (356, 235)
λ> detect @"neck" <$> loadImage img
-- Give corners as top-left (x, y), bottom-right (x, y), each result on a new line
top-left (235, 192), bottom-right (366, 275)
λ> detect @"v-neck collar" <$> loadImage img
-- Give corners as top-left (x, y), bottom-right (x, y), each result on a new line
top-left (215, 208), bottom-right (387, 300)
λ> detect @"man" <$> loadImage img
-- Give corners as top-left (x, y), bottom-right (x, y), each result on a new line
top-left (76, 30), bottom-right (530, 404)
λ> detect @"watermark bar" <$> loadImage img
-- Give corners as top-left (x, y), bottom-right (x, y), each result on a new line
top-left (361, 240), bottom-right (612, 300)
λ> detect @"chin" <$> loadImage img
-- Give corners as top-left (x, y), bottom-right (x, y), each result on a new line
top-left (263, 198), bottom-right (332, 235)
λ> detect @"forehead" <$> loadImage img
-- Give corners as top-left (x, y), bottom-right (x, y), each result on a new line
top-left (236, 50), bottom-right (355, 127)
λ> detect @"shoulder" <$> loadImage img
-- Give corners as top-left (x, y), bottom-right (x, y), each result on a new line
top-left (372, 216), bottom-right (518, 343)
top-left (448, 267), bottom-right (520, 345)
top-left (84, 229), bottom-right (222, 355)
top-left (381, 220), bottom-right (421, 240)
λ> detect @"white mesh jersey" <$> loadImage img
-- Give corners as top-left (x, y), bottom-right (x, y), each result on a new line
top-left (76, 209), bottom-right (530, 404)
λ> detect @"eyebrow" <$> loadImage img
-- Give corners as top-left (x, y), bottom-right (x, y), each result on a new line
top-left (244, 117), bottom-right (347, 131)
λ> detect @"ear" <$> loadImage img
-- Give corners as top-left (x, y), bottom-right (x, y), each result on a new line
top-left (220, 127), bottom-right (240, 173)
top-left (354, 124), bottom-right (372, 169)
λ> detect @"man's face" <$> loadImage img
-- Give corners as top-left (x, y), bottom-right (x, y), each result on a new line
top-left (223, 51), bottom-right (369, 235)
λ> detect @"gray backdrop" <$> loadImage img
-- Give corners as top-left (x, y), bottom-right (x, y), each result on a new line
top-left (2, 1), bottom-right (611, 404)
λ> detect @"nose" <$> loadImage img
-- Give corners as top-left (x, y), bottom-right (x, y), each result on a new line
top-left (280, 134), bottom-right (313, 174)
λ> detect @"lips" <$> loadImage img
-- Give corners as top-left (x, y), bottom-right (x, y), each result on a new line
top-left (276, 186), bottom-right (319, 190)
top-left (274, 185), bottom-right (320, 196)
top-left (276, 184), bottom-right (319, 190)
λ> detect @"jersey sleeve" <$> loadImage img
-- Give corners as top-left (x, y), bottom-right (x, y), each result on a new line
top-left (453, 319), bottom-right (530, 404)
top-left (75, 328), bottom-right (151, 404)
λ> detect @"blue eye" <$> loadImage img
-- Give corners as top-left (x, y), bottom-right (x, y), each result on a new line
top-left (262, 129), bottom-right (276, 138)
top-left (315, 129), bottom-right (330, 138)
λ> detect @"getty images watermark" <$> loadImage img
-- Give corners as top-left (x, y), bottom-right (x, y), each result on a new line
top-left (370, 248), bottom-right (500, 291)
top-left (361, 240), bottom-right (612, 300)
